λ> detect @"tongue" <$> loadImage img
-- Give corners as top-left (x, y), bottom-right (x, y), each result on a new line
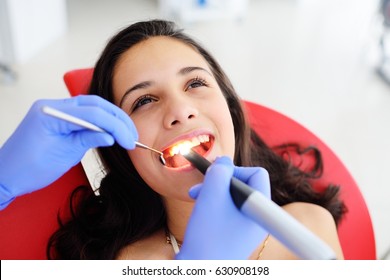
top-left (166, 144), bottom-right (208, 168)
top-left (192, 145), bottom-right (207, 156)
top-left (167, 154), bottom-right (188, 168)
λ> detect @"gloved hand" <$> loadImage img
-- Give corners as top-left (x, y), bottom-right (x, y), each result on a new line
top-left (176, 156), bottom-right (271, 260)
top-left (0, 95), bottom-right (138, 209)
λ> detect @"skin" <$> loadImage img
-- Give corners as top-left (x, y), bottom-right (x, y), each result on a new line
top-left (112, 36), bottom-right (344, 260)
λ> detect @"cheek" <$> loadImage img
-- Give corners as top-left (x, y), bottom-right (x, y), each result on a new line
top-left (213, 99), bottom-right (235, 157)
top-left (128, 150), bottom-right (148, 176)
top-left (223, 116), bottom-right (236, 157)
top-left (128, 150), bottom-right (161, 192)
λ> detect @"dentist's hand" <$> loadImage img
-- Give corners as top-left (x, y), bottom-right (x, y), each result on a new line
top-left (0, 95), bottom-right (138, 209)
top-left (176, 157), bottom-right (271, 260)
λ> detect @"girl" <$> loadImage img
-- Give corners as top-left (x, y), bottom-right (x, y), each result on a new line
top-left (48, 20), bottom-right (346, 260)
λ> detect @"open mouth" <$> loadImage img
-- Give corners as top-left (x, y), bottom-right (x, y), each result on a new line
top-left (162, 134), bottom-right (214, 168)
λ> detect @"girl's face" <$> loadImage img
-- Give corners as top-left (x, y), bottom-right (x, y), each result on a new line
top-left (112, 36), bottom-right (235, 201)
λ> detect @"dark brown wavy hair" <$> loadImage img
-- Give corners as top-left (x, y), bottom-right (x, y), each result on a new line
top-left (47, 20), bottom-right (346, 259)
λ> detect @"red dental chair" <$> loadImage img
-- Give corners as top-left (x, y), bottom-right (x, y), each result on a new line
top-left (0, 68), bottom-right (376, 260)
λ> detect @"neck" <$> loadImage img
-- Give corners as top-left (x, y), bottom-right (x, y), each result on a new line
top-left (163, 197), bottom-right (194, 243)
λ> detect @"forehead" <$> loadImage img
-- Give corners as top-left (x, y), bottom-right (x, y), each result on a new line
top-left (114, 36), bottom-right (211, 78)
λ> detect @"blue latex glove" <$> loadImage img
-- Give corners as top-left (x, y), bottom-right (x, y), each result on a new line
top-left (176, 156), bottom-right (271, 260)
top-left (0, 95), bottom-right (138, 209)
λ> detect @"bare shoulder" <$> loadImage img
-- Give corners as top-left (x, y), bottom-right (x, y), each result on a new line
top-left (282, 202), bottom-right (335, 228)
top-left (258, 202), bottom-right (344, 260)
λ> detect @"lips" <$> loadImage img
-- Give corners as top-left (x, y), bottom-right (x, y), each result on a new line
top-left (162, 134), bottom-right (214, 168)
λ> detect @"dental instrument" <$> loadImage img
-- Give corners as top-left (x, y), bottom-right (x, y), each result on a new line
top-left (182, 148), bottom-right (337, 260)
top-left (41, 106), bottom-right (166, 165)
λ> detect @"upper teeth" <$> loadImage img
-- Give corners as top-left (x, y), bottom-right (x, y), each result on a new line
top-left (169, 135), bottom-right (210, 156)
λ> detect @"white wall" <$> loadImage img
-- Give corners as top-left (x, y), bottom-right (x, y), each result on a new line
top-left (0, 0), bottom-right (67, 64)
top-left (0, 0), bottom-right (14, 64)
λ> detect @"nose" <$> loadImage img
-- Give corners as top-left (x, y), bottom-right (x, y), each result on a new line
top-left (163, 96), bottom-right (199, 128)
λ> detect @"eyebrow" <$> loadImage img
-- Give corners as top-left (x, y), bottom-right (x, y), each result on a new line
top-left (178, 66), bottom-right (212, 76)
top-left (119, 81), bottom-right (152, 107)
top-left (119, 66), bottom-right (212, 108)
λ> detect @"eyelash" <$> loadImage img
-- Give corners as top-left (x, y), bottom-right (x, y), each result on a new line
top-left (131, 76), bottom-right (209, 112)
top-left (132, 94), bottom-right (156, 111)
top-left (186, 76), bottom-right (208, 90)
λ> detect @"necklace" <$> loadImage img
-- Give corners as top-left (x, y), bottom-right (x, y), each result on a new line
top-left (165, 229), bottom-right (181, 254)
top-left (165, 229), bottom-right (270, 259)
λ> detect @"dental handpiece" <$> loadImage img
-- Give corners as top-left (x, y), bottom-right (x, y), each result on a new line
top-left (182, 149), bottom-right (337, 260)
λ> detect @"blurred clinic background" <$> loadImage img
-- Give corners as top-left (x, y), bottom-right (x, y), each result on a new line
top-left (0, 0), bottom-right (389, 259)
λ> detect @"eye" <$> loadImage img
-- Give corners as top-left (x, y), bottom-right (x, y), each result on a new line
top-left (186, 77), bottom-right (208, 90)
top-left (132, 94), bottom-right (157, 111)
